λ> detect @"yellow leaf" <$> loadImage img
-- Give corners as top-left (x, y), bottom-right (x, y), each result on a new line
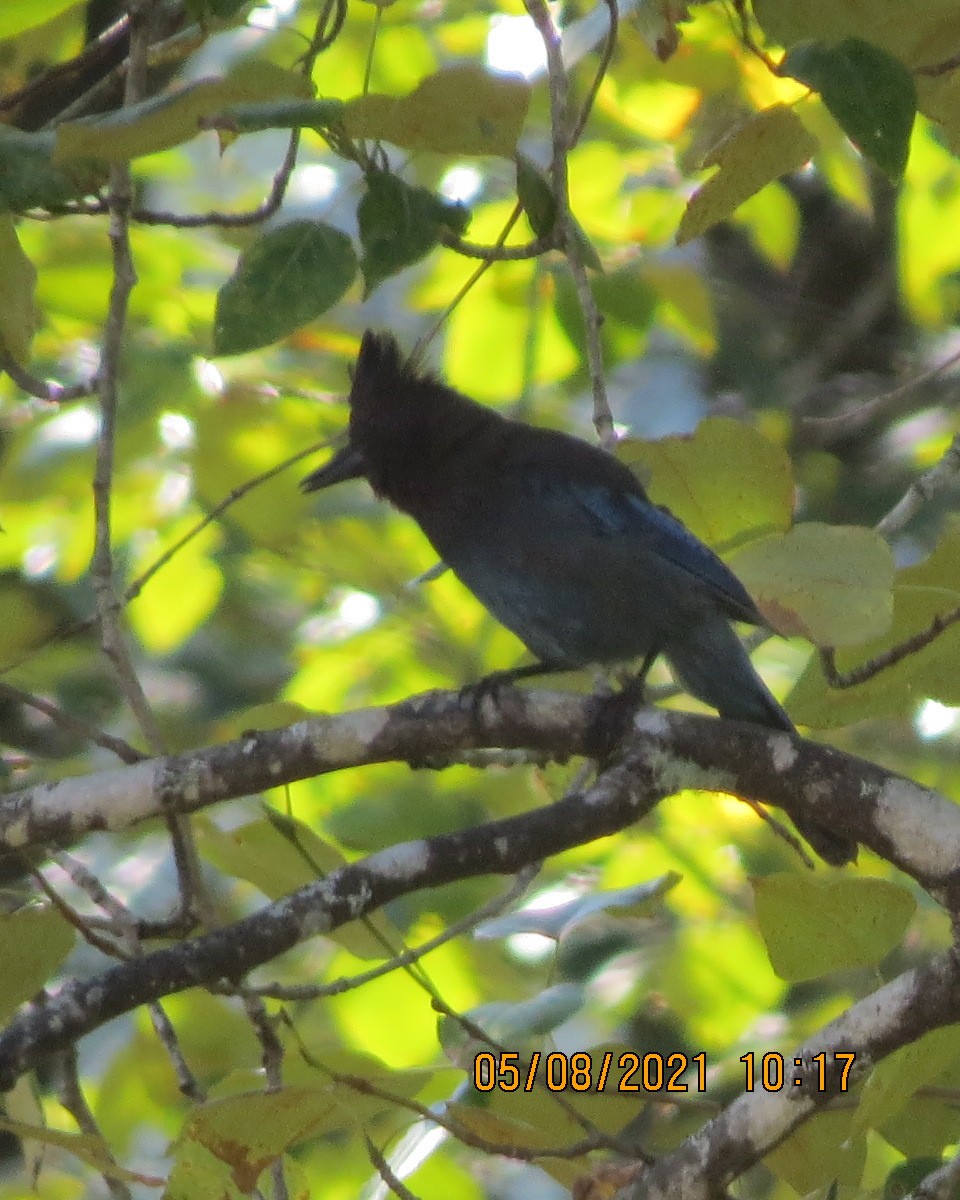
top-left (343, 65), bottom-right (530, 157)
top-left (0, 217), bottom-right (39, 363)
top-left (677, 104), bottom-right (817, 244)
top-left (55, 62), bottom-right (313, 163)
top-left (731, 524), bottom-right (894, 647)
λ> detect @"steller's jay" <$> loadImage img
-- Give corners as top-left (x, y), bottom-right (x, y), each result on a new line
top-left (302, 331), bottom-right (855, 866)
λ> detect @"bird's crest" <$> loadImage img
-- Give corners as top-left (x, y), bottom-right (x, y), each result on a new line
top-left (350, 331), bottom-right (430, 408)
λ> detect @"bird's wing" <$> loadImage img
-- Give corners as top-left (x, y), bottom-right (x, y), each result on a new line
top-left (532, 469), bottom-right (765, 626)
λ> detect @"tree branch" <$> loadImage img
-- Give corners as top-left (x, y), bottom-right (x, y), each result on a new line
top-left (2, 690), bottom-right (960, 904)
top-left (616, 944), bottom-right (960, 1200)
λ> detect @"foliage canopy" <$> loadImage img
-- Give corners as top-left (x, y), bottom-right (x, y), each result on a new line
top-left (2, 0), bottom-right (960, 1197)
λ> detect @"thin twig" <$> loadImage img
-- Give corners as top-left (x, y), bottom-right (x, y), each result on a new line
top-left (293, 1053), bottom-right (629, 1162)
top-left (802, 344), bottom-right (960, 442)
top-left (50, 854), bottom-right (206, 1099)
top-left (0, 442), bottom-right (331, 682)
top-left (243, 868), bottom-right (537, 1001)
top-left (916, 50), bottom-right (960, 78)
top-left (524, 0), bottom-right (613, 445)
top-left (148, 1002), bottom-right (206, 1101)
top-left (364, 1136), bottom-right (423, 1200)
top-left (52, 852), bottom-right (137, 935)
top-left (729, 0), bottom-right (779, 71)
top-left (876, 430), bottom-right (960, 539)
top-left (0, 344), bottom-right (98, 403)
top-left (42, 14), bottom-right (202, 129)
top-left (569, 0), bottom-right (618, 147)
top-left (0, 680), bottom-right (144, 763)
top-left (239, 992), bottom-right (289, 1200)
top-left (438, 229), bottom-right (556, 261)
top-left (819, 427), bottom-right (960, 690)
top-left (90, 0), bottom-right (206, 922)
top-left (739, 799), bottom-right (815, 868)
top-left (0, 16), bottom-right (130, 115)
top-left (128, 440), bottom-right (330, 605)
top-left (52, 1047), bottom-right (132, 1200)
top-left (820, 604), bottom-right (960, 690)
top-left (116, 0), bottom-right (343, 231)
top-left (127, 129), bottom-right (301, 229)
top-left (31, 866), bottom-right (129, 959)
top-left (412, 205), bottom-right (527, 361)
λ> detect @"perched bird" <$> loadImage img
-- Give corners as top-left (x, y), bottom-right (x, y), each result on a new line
top-left (302, 331), bottom-right (855, 866)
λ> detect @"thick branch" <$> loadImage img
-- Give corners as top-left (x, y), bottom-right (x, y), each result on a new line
top-left (0, 753), bottom-right (657, 1088)
top-left (619, 945), bottom-right (960, 1200)
top-left (2, 691), bottom-right (960, 902)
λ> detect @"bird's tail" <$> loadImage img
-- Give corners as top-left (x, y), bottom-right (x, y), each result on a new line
top-left (663, 616), bottom-right (794, 731)
top-left (662, 617), bottom-right (856, 866)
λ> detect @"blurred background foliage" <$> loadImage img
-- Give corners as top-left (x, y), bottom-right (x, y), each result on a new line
top-left (2, 0), bottom-right (960, 1196)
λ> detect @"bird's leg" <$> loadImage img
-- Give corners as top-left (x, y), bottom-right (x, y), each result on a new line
top-left (459, 661), bottom-right (569, 716)
top-left (614, 649), bottom-right (658, 708)
top-left (591, 650), bottom-right (660, 762)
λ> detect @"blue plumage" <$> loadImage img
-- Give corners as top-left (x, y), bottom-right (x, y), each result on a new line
top-left (302, 330), bottom-right (854, 865)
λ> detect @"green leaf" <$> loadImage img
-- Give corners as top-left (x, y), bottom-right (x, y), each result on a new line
top-left (196, 813), bottom-right (402, 961)
top-left (753, 874), bottom-right (916, 982)
top-left (177, 1088), bottom-right (354, 1190)
top-left (619, 417), bottom-right (794, 550)
top-left (731, 524), bottom-right (895, 646)
top-left (212, 220), bottom-right (357, 356)
top-left (128, 521), bottom-right (224, 653)
top-left (0, 1113), bottom-right (162, 1186)
top-left (343, 65), bottom-right (530, 157)
top-left (781, 38), bottom-right (916, 179)
top-left (55, 63), bottom-right (314, 164)
top-left (0, 127), bottom-right (106, 212)
top-left (358, 171), bottom-right (468, 295)
top-left (0, 905), bottom-right (75, 1024)
top-left (788, 522), bottom-right (960, 727)
top-left (0, 0), bottom-right (76, 38)
top-left (883, 1159), bottom-right (953, 1199)
top-left (475, 874), bottom-right (679, 941)
top-left (444, 984), bottom-right (586, 1047)
top-left (0, 217), bottom-right (39, 363)
top-left (516, 153), bottom-right (557, 238)
top-left (677, 104), bottom-right (817, 244)
top-left (856, 1025), bottom-right (960, 1131)
top-left (766, 1109), bottom-right (866, 1195)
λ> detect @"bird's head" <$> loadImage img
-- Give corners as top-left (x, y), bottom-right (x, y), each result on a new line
top-left (301, 330), bottom-right (480, 504)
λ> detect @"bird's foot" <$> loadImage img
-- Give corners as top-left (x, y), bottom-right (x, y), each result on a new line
top-left (591, 669), bottom-right (651, 762)
top-left (459, 661), bottom-right (567, 720)
top-left (458, 669), bottom-right (521, 720)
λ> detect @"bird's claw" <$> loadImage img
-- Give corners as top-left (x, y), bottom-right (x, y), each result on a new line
top-left (458, 670), bottom-right (518, 720)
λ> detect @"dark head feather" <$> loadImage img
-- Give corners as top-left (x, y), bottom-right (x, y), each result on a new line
top-left (344, 330), bottom-right (493, 503)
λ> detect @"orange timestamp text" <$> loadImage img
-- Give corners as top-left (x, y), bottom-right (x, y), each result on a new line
top-left (473, 1050), bottom-right (708, 1094)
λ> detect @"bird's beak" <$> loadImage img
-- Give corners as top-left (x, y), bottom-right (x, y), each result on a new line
top-left (301, 443), bottom-right (367, 493)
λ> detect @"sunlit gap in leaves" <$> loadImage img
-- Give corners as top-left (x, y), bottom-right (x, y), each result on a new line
top-left (193, 358), bottom-right (224, 396)
top-left (439, 165), bottom-right (482, 206)
top-left (287, 163), bottom-right (339, 205)
top-left (23, 543), bottom-right (57, 578)
top-left (159, 413), bottom-right (195, 452)
top-left (33, 405), bottom-right (99, 453)
top-left (248, 0), bottom-right (297, 32)
top-left (503, 880), bottom-right (584, 964)
top-left (368, 1123), bottom-right (447, 1200)
top-left (916, 699), bottom-right (960, 740)
top-left (300, 588), bottom-right (381, 645)
top-left (485, 14), bottom-right (548, 78)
